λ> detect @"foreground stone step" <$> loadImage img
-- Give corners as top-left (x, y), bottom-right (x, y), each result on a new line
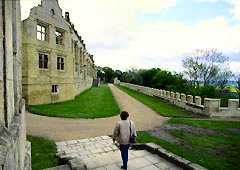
top-left (56, 136), bottom-right (207, 170)
top-left (44, 164), bottom-right (71, 170)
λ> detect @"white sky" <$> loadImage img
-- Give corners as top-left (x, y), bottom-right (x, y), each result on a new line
top-left (20, 0), bottom-right (240, 73)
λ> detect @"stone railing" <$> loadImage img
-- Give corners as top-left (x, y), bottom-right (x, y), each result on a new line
top-left (117, 82), bottom-right (240, 118)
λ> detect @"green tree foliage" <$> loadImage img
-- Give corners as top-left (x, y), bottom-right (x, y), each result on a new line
top-left (183, 49), bottom-right (232, 87)
top-left (121, 68), bottom-right (191, 94)
top-left (139, 68), bottom-right (160, 86)
top-left (119, 67), bottom-right (227, 103)
top-left (114, 70), bottom-right (123, 81)
top-left (234, 73), bottom-right (240, 101)
top-left (97, 66), bottom-right (115, 83)
top-left (102, 67), bottom-right (115, 83)
top-left (97, 66), bottom-right (105, 81)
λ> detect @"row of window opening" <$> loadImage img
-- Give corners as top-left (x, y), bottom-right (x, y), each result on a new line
top-left (37, 24), bottom-right (64, 45)
top-left (39, 53), bottom-right (64, 70)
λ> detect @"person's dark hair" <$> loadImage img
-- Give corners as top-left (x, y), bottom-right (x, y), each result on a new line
top-left (120, 111), bottom-right (129, 120)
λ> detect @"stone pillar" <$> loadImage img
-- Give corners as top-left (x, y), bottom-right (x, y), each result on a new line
top-left (170, 92), bottom-right (175, 100)
top-left (195, 96), bottom-right (202, 105)
top-left (162, 90), bottom-right (166, 98)
top-left (153, 88), bottom-right (158, 96)
top-left (156, 89), bottom-right (161, 97)
top-left (228, 99), bottom-right (239, 110)
top-left (204, 98), bottom-right (220, 115)
top-left (176, 92), bottom-right (180, 101)
top-left (181, 93), bottom-right (186, 102)
top-left (187, 95), bottom-right (193, 104)
top-left (159, 90), bottom-right (163, 97)
top-left (166, 91), bottom-right (170, 99)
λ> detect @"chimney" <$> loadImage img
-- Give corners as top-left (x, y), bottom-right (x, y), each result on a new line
top-left (65, 12), bottom-right (70, 22)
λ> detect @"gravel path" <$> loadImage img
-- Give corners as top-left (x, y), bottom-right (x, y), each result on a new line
top-left (26, 84), bottom-right (168, 141)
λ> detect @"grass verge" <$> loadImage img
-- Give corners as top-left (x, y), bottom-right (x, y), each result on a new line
top-left (28, 85), bottom-right (120, 118)
top-left (117, 85), bottom-right (194, 117)
top-left (27, 136), bottom-right (59, 170)
top-left (137, 119), bottom-right (240, 170)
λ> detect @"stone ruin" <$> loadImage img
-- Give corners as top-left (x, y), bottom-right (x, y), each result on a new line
top-left (117, 82), bottom-right (240, 118)
top-left (0, 0), bottom-right (31, 169)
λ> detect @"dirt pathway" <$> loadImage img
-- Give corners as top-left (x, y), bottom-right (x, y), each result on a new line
top-left (26, 84), bottom-right (168, 141)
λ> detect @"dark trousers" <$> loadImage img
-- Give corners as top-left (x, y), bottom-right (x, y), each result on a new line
top-left (120, 144), bottom-right (129, 169)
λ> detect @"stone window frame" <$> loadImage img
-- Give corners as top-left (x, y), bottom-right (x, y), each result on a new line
top-left (36, 23), bottom-right (47, 41)
top-left (57, 56), bottom-right (65, 71)
top-left (50, 9), bottom-right (55, 16)
top-left (75, 63), bottom-right (79, 73)
top-left (38, 53), bottom-right (48, 69)
top-left (55, 28), bottom-right (64, 45)
top-left (52, 85), bottom-right (59, 94)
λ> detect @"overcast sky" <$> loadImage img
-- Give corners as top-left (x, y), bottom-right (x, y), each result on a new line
top-left (20, 0), bottom-right (240, 72)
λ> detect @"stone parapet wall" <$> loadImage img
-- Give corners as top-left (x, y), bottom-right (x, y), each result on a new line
top-left (118, 82), bottom-right (240, 118)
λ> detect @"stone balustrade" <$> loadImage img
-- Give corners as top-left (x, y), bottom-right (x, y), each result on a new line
top-left (195, 96), bottom-right (202, 106)
top-left (187, 95), bottom-right (194, 104)
top-left (176, 92), bottom-right (181, 101)
top-left (228, 99), bottom-right (239, 110)
top-left (181, 93), bottom-right (186, 102)
top-left (118, 82), bottom-right (240, 118)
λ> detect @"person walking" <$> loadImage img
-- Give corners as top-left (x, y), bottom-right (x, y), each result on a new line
top-left (113, 111), bottom-right (137, 170)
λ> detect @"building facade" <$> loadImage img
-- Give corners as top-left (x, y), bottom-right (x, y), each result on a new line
top-left (0, 0), bottom-right (31, 169)
top-left (22, 0), bottom-right (97, 105)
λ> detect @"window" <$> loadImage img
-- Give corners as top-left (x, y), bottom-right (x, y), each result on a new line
top-left (37, 24), bottom-right (46, 41)
top-left (52, 85), bottom-right (59, 93)
top-left (55, 30), bottom-right (63, 45)
top-left (39, 53), bottom-right (48, 69)
top-left (57, 56), bottom-right (64, 70)
top-left (50, 9), bottom-right (55, 16)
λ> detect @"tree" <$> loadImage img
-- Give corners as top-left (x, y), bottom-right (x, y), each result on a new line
top-left (233, 73), bottom-right (240, 101)
top-left (102, 67), bottom-right (115, 83)
top-left (139, 68), bottom-right (160, 87)
top-left (114, 70), bottom-right (123, 81)
top-left (97, 66), bottom-right (105, 81)
top-left (183, 49), bottom-right (231, 87)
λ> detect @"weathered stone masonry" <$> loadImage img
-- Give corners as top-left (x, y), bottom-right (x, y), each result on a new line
top-left (0, 0), bottom-right (31, 169)
top-left (116, 81), bottom-right (240, 118)
top-left (22, 0), bottom-right (97, 105)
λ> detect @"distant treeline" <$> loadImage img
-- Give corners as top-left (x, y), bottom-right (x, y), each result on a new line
top-left (98, 67), bottom-right (238, 106)
top-left (97, 49), bottom-right (240, 106)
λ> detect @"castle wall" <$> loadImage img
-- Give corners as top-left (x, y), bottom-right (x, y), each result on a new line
top-left (22, 0), bottom-right (97, 105)
top-left (117, 82), bottom-right (240, 118)
top-left (0, 0), bottom-right (31, 169)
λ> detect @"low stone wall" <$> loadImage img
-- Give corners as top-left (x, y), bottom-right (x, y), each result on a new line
top-left (118, 82), bottom-right (240, 118)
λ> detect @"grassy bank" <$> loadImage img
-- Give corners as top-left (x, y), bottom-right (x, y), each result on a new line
top-left (29, 85), bottom-right (120, 118)
top-left (117, 85), bottom-right (194, 117)
top-left (27, 136), bottom-right (59, 170)
top-left (137, 119), bottom-right (240, 170)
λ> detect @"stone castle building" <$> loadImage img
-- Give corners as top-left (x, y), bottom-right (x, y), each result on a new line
top-left (0, 0), bottom-right (31, 169)
top-left (22, 0), bottom-right (97, 105)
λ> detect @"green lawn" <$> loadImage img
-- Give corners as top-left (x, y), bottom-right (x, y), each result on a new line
top-left (117, 85), bottom-right (194, 117)
top-left (28, 85), bottom-right (120, 118)
top-left (137, 119), bottom-right (240, 170)
top-left (27, 136), bottom-right (59, 170)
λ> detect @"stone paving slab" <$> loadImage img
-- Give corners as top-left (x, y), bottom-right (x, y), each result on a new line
top-left (56, 136), bottom-right (183, 170)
